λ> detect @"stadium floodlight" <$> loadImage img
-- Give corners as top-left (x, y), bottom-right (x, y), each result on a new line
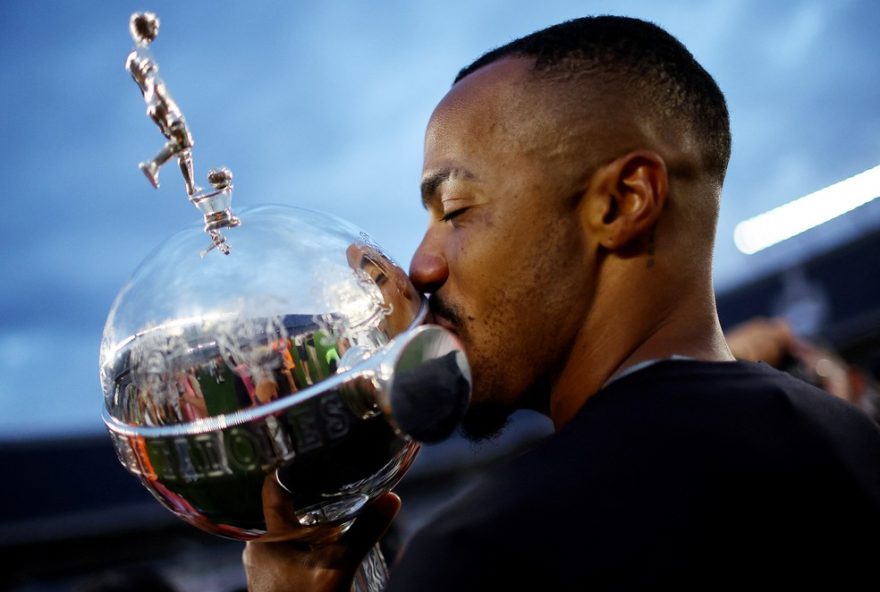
top-left (734, 164), bottom-right (880, 255)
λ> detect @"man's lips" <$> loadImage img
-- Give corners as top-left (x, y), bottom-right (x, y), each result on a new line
top-left (429, 312), bottom-right (458, 334)
top-left (424, 307), bottom-right (458, 334)
top-left (426, 294), bottom-right (463, 335)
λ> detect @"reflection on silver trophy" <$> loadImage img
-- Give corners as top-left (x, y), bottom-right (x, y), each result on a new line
top-left (104, 13), bottom-right (471, 592)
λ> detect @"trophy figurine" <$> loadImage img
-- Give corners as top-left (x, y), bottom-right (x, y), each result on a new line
top-left (126, 12), bottom-right (196, 195)
top-left (103, 13), bottom-right (471, 591)
top-left (126, 12), bottom-right (239, 255)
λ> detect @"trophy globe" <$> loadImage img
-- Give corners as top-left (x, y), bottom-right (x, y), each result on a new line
top-left (100, 14), bottom-right (471, 587)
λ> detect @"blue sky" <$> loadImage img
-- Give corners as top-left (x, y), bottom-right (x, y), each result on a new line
top-left (1, 0), bottom-right (878, 439)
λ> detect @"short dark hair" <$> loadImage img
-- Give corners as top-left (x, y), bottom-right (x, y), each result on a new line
top-left (455, 16), bottom-right (731, 181)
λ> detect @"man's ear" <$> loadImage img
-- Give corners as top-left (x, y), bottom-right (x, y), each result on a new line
top-left (583, 150), bottom-right (668, 251)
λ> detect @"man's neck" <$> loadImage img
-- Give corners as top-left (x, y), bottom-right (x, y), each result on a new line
top-left (548, 280), bottom-right (733, 430)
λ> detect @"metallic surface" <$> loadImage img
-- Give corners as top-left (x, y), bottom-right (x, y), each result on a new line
top-left (125, 12), bottom-right (240, 255)
top-left (100, 206), bottom-right (471, 540)
top-left (113, 21), bottom-right (471, 590)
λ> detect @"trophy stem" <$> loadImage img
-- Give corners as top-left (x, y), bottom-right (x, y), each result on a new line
top-left (353, 544), bottom-right (390, 592)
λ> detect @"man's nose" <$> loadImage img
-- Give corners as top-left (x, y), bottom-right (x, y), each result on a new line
top-left (409, 233), bottom-right (449, 294)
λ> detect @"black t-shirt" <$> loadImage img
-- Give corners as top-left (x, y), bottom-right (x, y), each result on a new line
top-left (387, 360), bottom-right (880, 591)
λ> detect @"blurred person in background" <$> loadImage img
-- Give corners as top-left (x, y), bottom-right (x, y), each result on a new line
top-left (726, 315), bottom-right (880, 422)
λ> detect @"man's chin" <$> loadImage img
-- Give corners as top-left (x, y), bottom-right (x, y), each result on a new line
top-left (459, 401), bottom-right (513, 442)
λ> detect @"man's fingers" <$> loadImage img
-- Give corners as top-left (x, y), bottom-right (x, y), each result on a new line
top-left (344, 492), bottom-right (402, 558)
top-left (242, 490), bottom-right (402, 592)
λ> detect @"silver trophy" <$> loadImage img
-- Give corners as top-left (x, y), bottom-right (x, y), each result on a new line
top-left (102, 13), bottom-right (471, 591)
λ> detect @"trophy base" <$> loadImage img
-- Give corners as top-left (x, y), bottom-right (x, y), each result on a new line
top-left (354, 544), bottom-right (390, 592)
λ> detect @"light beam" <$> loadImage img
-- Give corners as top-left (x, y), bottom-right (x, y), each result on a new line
top-left (734, 164), bottom-right (880, 255)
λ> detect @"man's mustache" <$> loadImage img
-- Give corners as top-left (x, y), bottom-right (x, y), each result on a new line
top-left (428, 294), bottom-right (464, 330)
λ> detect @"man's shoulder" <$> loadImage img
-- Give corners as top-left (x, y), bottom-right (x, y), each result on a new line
top-left (420, 360), bottom-right (880, 506)
top-left (415, 359), bottom-right (880, 533)
top-left (583, 359), bottom-right (880, 465)
top-left (590, 359), bottom-right (877, 433)
top-left (600, 358), bottom-right (824, 401)
top-left (388, 361), bottom-right (880, 591)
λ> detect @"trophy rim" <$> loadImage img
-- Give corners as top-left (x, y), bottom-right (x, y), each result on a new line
top-left (102, 299), bottom-right (428, 439)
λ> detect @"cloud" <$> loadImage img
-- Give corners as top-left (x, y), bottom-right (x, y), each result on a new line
top-left (2, 0), bottom-right (879, 437)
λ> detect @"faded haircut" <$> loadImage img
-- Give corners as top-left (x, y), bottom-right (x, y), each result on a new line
top-left (455, 16), bottom-right (731, 184)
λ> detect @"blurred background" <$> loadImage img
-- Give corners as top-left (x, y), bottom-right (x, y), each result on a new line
top-left (2, 1), bottom-right (879, 590)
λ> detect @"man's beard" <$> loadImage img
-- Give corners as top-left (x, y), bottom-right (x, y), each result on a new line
top-left (458, 369), bottom-right (553, 442)
top-left (459, 400), bottom-right (512, 442)
top-left (428, 294), bottom-right (504, 440)
top-left (428, 294), bottom-right (521, 442)
top-left (428, 294), bottom-right (466, 336)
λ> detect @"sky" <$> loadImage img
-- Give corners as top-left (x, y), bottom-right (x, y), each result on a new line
top-left (1, 0), bottom-right (878, 439)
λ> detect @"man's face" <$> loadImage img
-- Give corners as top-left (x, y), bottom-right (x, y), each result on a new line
top-left (410, 58), bottom-right (595, 439)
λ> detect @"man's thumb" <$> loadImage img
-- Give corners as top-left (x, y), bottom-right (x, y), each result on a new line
top-left (345, 492), bottom-right (401, 558)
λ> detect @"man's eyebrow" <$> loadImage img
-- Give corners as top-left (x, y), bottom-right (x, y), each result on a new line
top-left (420, 168), bottom-right (476, 209)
